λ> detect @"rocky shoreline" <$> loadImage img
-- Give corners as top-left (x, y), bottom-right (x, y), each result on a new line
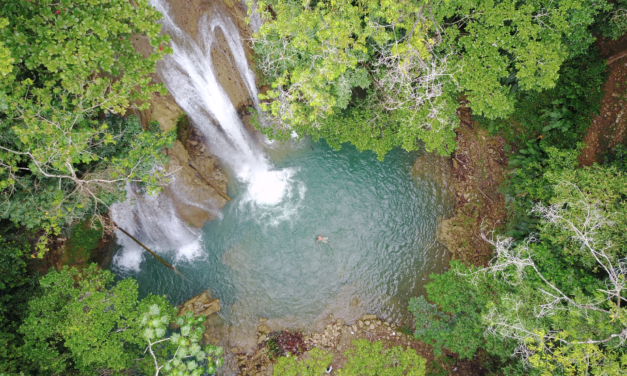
top-left (230, 314), bottom-right (417, 376)
top-left (176, 291), bottom-right (423, 376)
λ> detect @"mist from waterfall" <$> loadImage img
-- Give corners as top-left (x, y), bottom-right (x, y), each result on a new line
top-left (112, 0), bottom-right (301, 271)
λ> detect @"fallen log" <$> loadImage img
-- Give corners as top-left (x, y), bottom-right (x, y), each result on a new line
top-left (112, 222), bottom-right (182, 276)
top-left (607, 50), bottom-right (627, 65)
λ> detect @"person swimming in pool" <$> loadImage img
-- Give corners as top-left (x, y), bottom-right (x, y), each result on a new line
top-left (316, 234), bottom-right (329, 243)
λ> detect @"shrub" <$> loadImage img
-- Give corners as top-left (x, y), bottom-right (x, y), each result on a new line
top-left (273, 347), bottom-right (333, 376)
top-left (338, 340), bottom-right (426, 376)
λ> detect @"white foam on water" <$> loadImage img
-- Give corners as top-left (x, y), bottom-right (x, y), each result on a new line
top-left (150, 0), bottom-right (294, 206)
top-left (240, 170), bottom-right (307, 226)
top-left (112, 0), bottom-right (304, 271)
top-left (111, 186), bottom-right (203, 271)
top-left (247, 169), bottom-right (293, 206)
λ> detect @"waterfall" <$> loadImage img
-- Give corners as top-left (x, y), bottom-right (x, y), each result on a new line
top-left (112, 0), bottom-right (299, 271)
top-left (111, 185), bottom-right (204, 272)
top-left (150, 0), bottom-right (294, 206)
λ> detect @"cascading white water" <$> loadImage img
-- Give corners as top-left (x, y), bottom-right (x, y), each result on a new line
top-left (112, 0), bottom-right (301, 271)
top-left (150, 0), bottom-right (294, 206)
top-left (111, 185), bottom-right (204, 271)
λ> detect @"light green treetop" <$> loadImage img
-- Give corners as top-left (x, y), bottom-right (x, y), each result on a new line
top-left (18, 265), bottom-right (223, 375)
top-left (0, 17), bottom-right (12, 77)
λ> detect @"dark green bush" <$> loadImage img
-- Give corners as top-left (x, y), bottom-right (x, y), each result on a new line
top-left (483, 47), bottom-right (607, 150)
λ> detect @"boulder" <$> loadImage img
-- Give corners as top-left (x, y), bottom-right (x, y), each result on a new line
top-left (178, 290), bottom-right (221, 319)
top-left (257, 324), bottom-right (271, 335)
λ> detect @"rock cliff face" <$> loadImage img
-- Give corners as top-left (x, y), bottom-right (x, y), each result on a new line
top-left (133, 0), bottom-right (258, 228)
top-left (165, 139), bottom-right (228, 228)
top-left (138, 91), bottom-right (183, 133)
top-left (138, 94), bottom-right (229, 228)
top-left (155, 0), bottom-right (257, 112)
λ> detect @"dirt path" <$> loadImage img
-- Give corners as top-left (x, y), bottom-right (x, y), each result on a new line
top-left (579, 37), bottom-right (627, 166)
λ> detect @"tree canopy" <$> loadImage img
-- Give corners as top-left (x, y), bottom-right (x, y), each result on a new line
top-left (412, 147), bottom-right (627, 374)
top-left (15, 265), bottom-right (223, 375)
top-left (250, 0), bottom-right (623, 158)
top-left (0, 0), bottom-right (175, 253)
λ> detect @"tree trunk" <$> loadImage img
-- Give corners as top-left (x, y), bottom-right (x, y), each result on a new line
top-left (113, 222), bottom-right (181, 275)
top-left (607, 50), bottom-right (627, 65)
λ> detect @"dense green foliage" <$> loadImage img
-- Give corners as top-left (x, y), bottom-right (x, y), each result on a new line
top-left (595, 0), bottom-right (627, 39)
top-left (484, 46), bottom-right (607, 150)
top-left (59, 218), bottom-right (105, 265)
top-left (0, 222), bottom-right (29, 291)
top-left (273, 347), bottom-right (333, 376)
top-left (405, 1), bottom-right (627, 371)
top-left (251, 0), bottom-right (457, 158)
top-left (250, 0), bottom-right (623, 159)
top-left (19, 265), bottom-right (155, 373)
top-left (1, 0), bottom-right (627, 375)
top-left (0, 225), bottom-right (39, 375)
top-left (409, 263), bottom-right (515, 361)
top-left (411, 32), bottom-right (627, 376)
top-left (1, 264), bottom-right (222, 375)
top-left (412, 159), bottom-right (627, 373)
top-left (139, 306), bottom-right (224, 376)
top-left (0, 0), bottom-right (175, 253)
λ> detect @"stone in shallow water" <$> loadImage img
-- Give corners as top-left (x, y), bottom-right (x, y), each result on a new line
top-left (171, 290), bottom-right (221, 329)
top-left (257, 324), bottom-right (271, 335)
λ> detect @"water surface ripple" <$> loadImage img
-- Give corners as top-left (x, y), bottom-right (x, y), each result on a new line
top-left (112, 139), bottom-right (452, 327)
